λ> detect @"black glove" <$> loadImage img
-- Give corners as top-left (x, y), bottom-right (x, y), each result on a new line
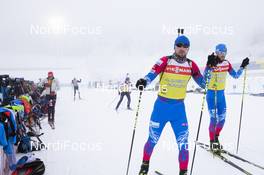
top-left (207, 53), bottom-right (218, 67)
top-left (136, 78), bottom-right (147, 91)
top-left (240, 57), bottom-right (249, 68)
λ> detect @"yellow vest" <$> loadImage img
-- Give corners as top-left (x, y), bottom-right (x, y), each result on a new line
top-left (119, 83), bottom-right (130, 92)
top-left (208, 60), bottom-right (229, 90)
top-left (158, 59), bottom-right (192, 99)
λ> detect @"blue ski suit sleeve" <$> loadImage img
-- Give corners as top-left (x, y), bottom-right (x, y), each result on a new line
top-left (228, 61), bottom-right (243, 79)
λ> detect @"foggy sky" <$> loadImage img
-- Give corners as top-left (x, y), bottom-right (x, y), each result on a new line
top-left (1, 0), bottom-right (264, 82)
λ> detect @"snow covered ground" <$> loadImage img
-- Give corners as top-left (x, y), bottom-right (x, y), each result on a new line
top-left (17, 87), bottom-right (263, 175)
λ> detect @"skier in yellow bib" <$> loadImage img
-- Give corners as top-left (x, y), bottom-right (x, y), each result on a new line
top-left (136, 35), bottom-right (210, 175)
top-left (205, 44), bottom-right (249, 152)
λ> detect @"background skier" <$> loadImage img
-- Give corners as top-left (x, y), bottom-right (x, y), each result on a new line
top-left (204, 44), bottom-right (249, 152)
top-left (115, 77), bottom-right (132, 111)
top-left (72, 78), bottom-right (82, 100)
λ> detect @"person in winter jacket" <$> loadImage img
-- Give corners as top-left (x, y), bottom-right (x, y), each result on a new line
top-left (40, 72), bottom-right (60, 126)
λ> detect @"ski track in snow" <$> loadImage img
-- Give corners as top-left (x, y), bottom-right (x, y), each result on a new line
top-left (17, 87), bottom-right (264, 175)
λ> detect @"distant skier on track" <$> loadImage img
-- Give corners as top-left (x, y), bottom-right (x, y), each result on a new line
top-left (135, 35), bottom-right (210, 175)
top-left (72, 78), bottom-right (82, 100)
top-left (204, 44), bottom-right (249, 153)
top-left (115, 77), bottom-right (132, 111)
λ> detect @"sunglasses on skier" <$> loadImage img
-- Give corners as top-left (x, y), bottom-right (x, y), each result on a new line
top-left (176, 43), bottom-right (189, 48)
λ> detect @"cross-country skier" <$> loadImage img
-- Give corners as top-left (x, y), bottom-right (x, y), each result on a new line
top-left (115, 77), bottom-right (132, 111)
top-left (72, 78), bottom-right (81, 100)
top-left (40, 71), bottom-right (60, 129)
top-left (205, 44), bottom-right (249, 153)
top-left (135, 35), bottom-right (210, 175)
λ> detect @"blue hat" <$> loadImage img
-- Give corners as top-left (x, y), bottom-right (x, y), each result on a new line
top-left (174, 35), bottom-right (190, 48)
top-left (215, 44), bottom-right (227, 53)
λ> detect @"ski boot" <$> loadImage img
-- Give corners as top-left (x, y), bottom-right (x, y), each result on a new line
top-left (179, 170), bottom-right (187, 175)
top-left (139, 161), bottom-right (149, 175)
top-left (210, 135), bottom-right (223, 155)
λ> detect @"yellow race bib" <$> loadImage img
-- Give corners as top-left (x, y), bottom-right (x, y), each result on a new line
top-left (158, 59), bottom-right (191, 99)
top-left (208, 61), bottom-right (229, 90)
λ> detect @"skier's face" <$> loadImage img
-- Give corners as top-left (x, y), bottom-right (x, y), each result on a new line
top-left (175, 44), bottom-right (189, 58)
top-left (216, 51), bottom-right (226, 61)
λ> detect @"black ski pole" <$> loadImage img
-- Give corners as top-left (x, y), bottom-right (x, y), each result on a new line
top-left (190, 70), bottom-right (211, 175)
top-left (236, 68), bottom-right (247, 154)
top-left (126, 90), bottom-right (143, 175)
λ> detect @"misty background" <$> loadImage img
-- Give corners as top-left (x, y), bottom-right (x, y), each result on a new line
top-left (1, 0), bottom-right (264, 83)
